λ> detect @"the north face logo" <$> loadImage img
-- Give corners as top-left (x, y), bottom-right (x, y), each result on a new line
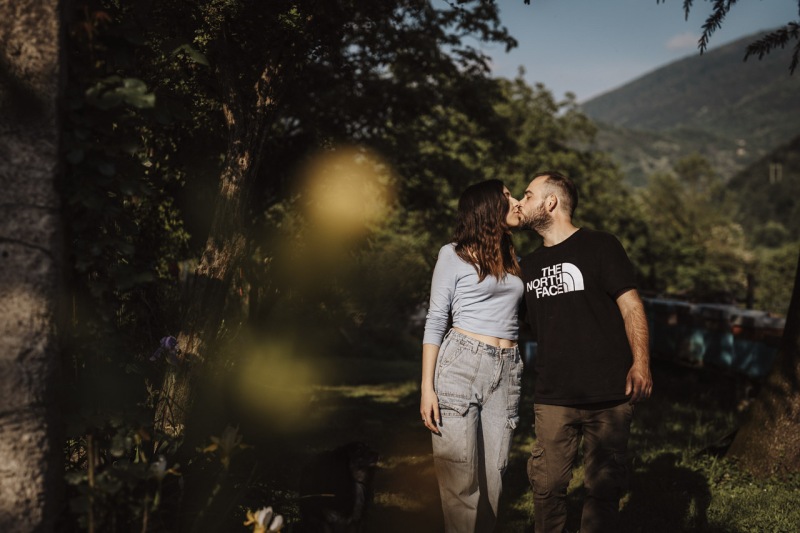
top-left (526, 262), bottom-right (585, 298)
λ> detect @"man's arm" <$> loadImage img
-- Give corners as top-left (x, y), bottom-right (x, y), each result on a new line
top-left (617, 289), bottom-right (653, 402)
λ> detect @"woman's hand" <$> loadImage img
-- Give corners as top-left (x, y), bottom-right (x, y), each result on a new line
top-left (420, 343), bottom-right (441, 433)
top-left (420, 387), bottom-right (441, 434)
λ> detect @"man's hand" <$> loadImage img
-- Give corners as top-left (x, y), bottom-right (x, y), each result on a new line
top-left (626, 361), bottom-right (653, 403)
top-left (617, 289), bottom-right (653, 403)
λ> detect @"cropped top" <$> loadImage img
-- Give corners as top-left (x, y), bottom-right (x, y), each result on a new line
top-left (423, 243), bottom-right (524, 346)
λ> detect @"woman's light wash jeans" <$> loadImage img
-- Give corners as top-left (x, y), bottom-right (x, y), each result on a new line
top-left (432, 329), bottom-right (523, 532)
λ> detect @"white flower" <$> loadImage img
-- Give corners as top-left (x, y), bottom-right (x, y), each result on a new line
top-left (244, 506), bottom-right (284, 532)
top-left (268, 514), bottom-right (284, 531)
top-left (149, 455), bottom-right (167, 481)
top-left (254, 507), bottom-right (273, 527)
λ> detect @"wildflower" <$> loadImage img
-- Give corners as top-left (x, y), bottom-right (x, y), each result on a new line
top-left (203, 425), bottom-right (249, 468)
top-left (268, 514), bottom-right (283, 531)
top-left (150, 335), bottom-right (181, 365)
top-left (149, 455), bottom-right (167, 480)
top-left (243, 506), bottom-right (284, 532)
top-left (149, 454), bottom-right (179, 481)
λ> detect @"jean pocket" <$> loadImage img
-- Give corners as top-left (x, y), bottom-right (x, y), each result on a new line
top-left (438, 339), bottom-right (466, 368)
top-left (438, 396), bottom-right (470, 417)
top-left (506, 358), bottom-right (523, 416)
top-left (496, 414), bottom-right (519, 472)
top-left (432, 396), bottom-right (470, 463)
top-left (527, 446), bottom-right (549, 495)
top-left (435, 344), bottom-right (480, 398)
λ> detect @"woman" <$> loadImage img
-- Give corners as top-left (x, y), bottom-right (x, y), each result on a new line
top-left (420, 179), bottom-right (524, 532)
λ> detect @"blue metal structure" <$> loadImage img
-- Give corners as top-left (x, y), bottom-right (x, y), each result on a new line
top-left (643, 298), bottom-right (785, 380)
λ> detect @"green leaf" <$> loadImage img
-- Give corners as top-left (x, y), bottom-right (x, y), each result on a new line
top-left (172, 44), bottom-right (209, 66)
top-left (119, 78), bottom-right (156, 109)
top-left (86, 76), bottom-right (156, 110)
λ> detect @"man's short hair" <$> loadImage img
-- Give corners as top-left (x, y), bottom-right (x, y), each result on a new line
top-left (532, 171), bottom-right (578, 217)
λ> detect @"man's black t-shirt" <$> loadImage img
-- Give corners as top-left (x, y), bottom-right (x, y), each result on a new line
top-left (521, 228), bottom-right (636, 405)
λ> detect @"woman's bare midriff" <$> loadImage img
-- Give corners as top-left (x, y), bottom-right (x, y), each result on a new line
top-left (453, 327), bottom-right (517, 349)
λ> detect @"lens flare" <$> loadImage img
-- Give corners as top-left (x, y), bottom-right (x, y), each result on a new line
top-left (299, 145), bottom-right (395, 239)
top-left (234, 339), bottom-right (318, 430)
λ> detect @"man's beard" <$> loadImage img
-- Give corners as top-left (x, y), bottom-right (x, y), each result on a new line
top-left (519, 202), bottom-right (552, 233)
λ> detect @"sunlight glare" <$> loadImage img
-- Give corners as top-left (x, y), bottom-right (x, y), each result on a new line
top-left (234, 339), bottom-right (319, 430)
top-left (300, 145), bottom-right (395, 239)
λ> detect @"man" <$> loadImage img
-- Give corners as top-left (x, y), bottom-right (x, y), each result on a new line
top-left (516, 171), bottom-right (653, 533)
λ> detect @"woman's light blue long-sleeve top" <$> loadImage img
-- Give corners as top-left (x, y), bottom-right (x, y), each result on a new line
top-left (423, 244), bottom-right (523, 346)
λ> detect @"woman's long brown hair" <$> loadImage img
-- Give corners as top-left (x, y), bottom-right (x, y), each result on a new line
top-left (452, 179), bottom-right (521, 281)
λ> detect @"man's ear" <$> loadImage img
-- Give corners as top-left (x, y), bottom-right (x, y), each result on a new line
top-left (548, 195), bottom-right (558, 213)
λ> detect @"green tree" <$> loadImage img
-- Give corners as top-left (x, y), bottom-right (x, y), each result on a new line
top-left (639, 154), bottom-right (751, 300)
top-left (656, 0), bottom-right (800, 478)
top-left (487, 75), bottom-right (647, 272)
top-left (146, 0), bottom-right (521, 438)
top-left (58, 0), bottom-right (520, 441)
top-left (57, 1), bottom-right (531, 529)
top-left (750, 243), bottom-right (799, 315)
top-left (725, 134), bottom-right (800, 313)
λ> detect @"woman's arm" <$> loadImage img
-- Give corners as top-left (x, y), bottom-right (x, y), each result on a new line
top-left (421, 246), bottom-right (456, 433)
top-left (420, 343), bottom-right (441, 434)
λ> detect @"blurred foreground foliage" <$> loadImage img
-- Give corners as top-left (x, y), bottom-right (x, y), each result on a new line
top-left (58, 0), bottom-right (796, 530)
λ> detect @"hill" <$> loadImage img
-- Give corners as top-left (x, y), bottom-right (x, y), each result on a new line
top-left (728, 133), bottom-right (800, 238)
top-left (580, 30), bottom-right (800, 186)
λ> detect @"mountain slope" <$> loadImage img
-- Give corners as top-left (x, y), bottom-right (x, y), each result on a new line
top-left (580, 30), bottom-right (800, 185)
top-left (728, 133), bottom-right (800, 237)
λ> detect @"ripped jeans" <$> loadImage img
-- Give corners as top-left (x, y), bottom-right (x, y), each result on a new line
top-left (431, 329), bottom-right (523, 532)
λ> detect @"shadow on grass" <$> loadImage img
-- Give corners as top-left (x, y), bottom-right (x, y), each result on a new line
top-left (227, 358), bottom-right (447, 532)
top-left (216, 356), bottom-right (752, 532)
top-left (619, 452), bottom-right (720, 533)
top-left (617, 358), bottom-right (749, 533)
top-left (499, 358), bottom-right (750, 533)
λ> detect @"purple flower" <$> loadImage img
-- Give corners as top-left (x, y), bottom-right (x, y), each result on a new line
top-left (161, 336), bottom-right (178, 350)
top-left (150, 335), bottom-right (180, 364)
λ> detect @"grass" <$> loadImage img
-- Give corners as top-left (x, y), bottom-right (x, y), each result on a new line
top-left (233, 356), bottom-right (800, 532)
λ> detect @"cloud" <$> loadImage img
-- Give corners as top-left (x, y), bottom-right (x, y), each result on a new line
top-left (665, 32), bottom-right (700, 51)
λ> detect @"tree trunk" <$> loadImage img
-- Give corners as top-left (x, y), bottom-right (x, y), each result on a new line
top-left (153, 162), bottom-right (249, 437)
top-left (0, 0), bottom-right (64, 530)
top-left (728, 249), bottom-right (800, 477)
top-left (154, 57), bottom-right (276, 438)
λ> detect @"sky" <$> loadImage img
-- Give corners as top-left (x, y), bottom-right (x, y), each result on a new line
top-left (484, 0), bottom-right (798, 103)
